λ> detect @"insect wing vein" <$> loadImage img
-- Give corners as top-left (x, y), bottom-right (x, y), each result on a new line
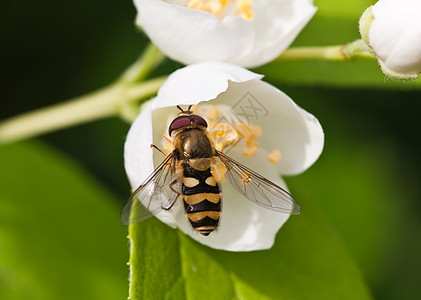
top-left (216, 150), bottom-right (300, 214)
top-left (121, 150), bottom-right (181, 225)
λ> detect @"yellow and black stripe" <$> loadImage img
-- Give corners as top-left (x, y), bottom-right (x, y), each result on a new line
top-left (182, 163), bottom-right (221, 236)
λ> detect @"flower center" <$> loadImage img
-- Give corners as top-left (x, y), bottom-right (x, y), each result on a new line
top-left (203, 105), bottom-right (282, 164)
top-left (185, 0), bottom-right (254, 20)
top-left (161, 104), bottom-right (282, 165)
top-left (204, 104), bottom-right (260, 156)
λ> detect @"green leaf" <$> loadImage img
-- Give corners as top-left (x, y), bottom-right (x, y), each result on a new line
top-left (289, 136), bottom-right (405, 280)
top-left (278, 83), bottom-right (421, 299)
top-left (0, 142), bottom-right (128, 300)
top-left (256, 0), bottom-right (421, 89)
top-left (314, 0), bottom-right (374, 20)
top-left (129, 197), bottom-right (371, 299)
top-left (285, 120), bottom-right (415, 299)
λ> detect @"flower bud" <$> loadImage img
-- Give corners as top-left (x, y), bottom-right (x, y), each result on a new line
top-left (359, 0), bottom-right (421, 80)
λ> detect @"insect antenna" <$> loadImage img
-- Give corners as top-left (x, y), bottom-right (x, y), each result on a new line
top-left (176, 105), bottom-right (193, 114)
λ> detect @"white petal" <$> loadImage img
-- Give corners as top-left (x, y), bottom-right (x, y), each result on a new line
top-left (124, 101), bottom-right (154, 189)
top-left (125, 63), bottom-right (263, 228)
top-left (370, 0), bottom-right (421, 74)
top-left (127, 103), bottom-right (293, 251)
top-left (235, 0), bottom-right (317, 67)
top-left (135, 0), bottom-right (254, 65)
top-left (211, 79), bottom-right (324, 175)
top-left (153, 62), bottom-right (262, 109)
top-left (134, 0), bottom-right (316, 67)
top-left (124, 62), bottom-right (323, 251)
top-left (176, 148), bottom-right (291, 251)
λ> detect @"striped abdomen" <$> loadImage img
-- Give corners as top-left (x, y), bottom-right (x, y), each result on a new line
top-left (182, 163), bottom-right (221, 236)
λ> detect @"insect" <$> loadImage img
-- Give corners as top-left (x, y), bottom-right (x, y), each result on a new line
top-left (122, 105), bottom-right (300, 236)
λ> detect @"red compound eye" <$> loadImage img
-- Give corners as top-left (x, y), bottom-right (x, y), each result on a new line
top-left (168, 116), bottom-right (191, 136)
top-left (168, 115), bottom-right (208, 136)
top-left (190, 115), bottom-right (208, 128)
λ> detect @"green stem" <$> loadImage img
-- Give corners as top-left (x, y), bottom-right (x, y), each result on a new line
top-left (276, 39), bottom-right (375, 61)
top-left (0, 40), bottom-right (377, 146)
top-left (121, 44), bottom-right (165, 83)
top-left (0, 44), bottom-right (166, 145)
top-left (0, 77), bottom-right (166, 145)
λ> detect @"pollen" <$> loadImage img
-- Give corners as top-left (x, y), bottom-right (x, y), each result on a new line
top-left (163, 136), bottom-right (173, 152)
top-left (243, 145), bottom-right (257, 158)
top-left (186, 0), bottom-right (254, 20)
top-left (232, 122), bottom-right (262, 158)
top-left (205, 105), bottom-right (220, 120)
top-left (208, 122), bottom-right (240, 151)
top-left (267, 149), bottom-right (282, 164)
top-left (238, 0), bottom-right (254, 20)
top-left (202, 105), bottom-right (265, 158)
top-left (234, 123), bottom-right (261, 141)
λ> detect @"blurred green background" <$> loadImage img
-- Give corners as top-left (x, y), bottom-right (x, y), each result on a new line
top-left (1, 0), bottom-right (420, 299)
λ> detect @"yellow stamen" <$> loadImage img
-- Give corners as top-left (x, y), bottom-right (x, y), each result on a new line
top-left (164, 142), bottom-right (173, 152)
top-left (250, 124), bottom-right (261, 139)
top-left (233, 123), bottom-right (250, 139)
top-left (243, 145), bottom-right (257, 158)
top-left (205, 105), bottom-right (220, 121)
top-left (267, 149), bottom-right (282, 164)
top-left (208, 122), bottom-right (240, 151)
top-left (186, 0), bottom-right (254, 20)
top-left (201, 104), bottom-right (265, 158)
top-left (187, 0), bottom-right (204, 11)
top-left (246, 139), bottom-right (258, 148)
top-left (163, 135), bottom-right (172, 144)
top-left (231, 122), bottom-right (261, 157)
top-left (208, 0), bottom-right (223, 14)
top-left (238, 0), bottom-right (254, 20)
top-left (160, 135), bottom-right (173, 154)
top-left (233, 123), bottom-right (261, 140)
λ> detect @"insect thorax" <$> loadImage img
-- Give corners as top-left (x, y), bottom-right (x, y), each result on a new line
top-left (178, 127), bottom-right (213, 159)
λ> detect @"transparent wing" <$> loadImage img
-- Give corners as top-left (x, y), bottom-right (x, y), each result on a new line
top-left (216, 150), bottom-right (300, 215)
top-left (121, 150), bottom-right (182, 225)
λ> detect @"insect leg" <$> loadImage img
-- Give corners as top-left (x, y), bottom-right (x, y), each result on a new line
top-left (150, 144), bottom-right (166, 157)
top-left (169, 179), bottom-right (180, 194)
top-left (161, 179), bottom-right (181, 211)
top-left (161, 195), bottom-right (180, 211)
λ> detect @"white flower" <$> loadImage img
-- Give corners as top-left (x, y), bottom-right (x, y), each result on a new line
top-left (359, 0), bottom-right (421, 80)
top-left (124, 62), bottom-right (324, 251)
top-left (133, 0), bottom-right (317, 68)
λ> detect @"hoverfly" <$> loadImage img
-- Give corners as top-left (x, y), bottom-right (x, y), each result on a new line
top-left (122, 105), bottom-right (300, 236)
